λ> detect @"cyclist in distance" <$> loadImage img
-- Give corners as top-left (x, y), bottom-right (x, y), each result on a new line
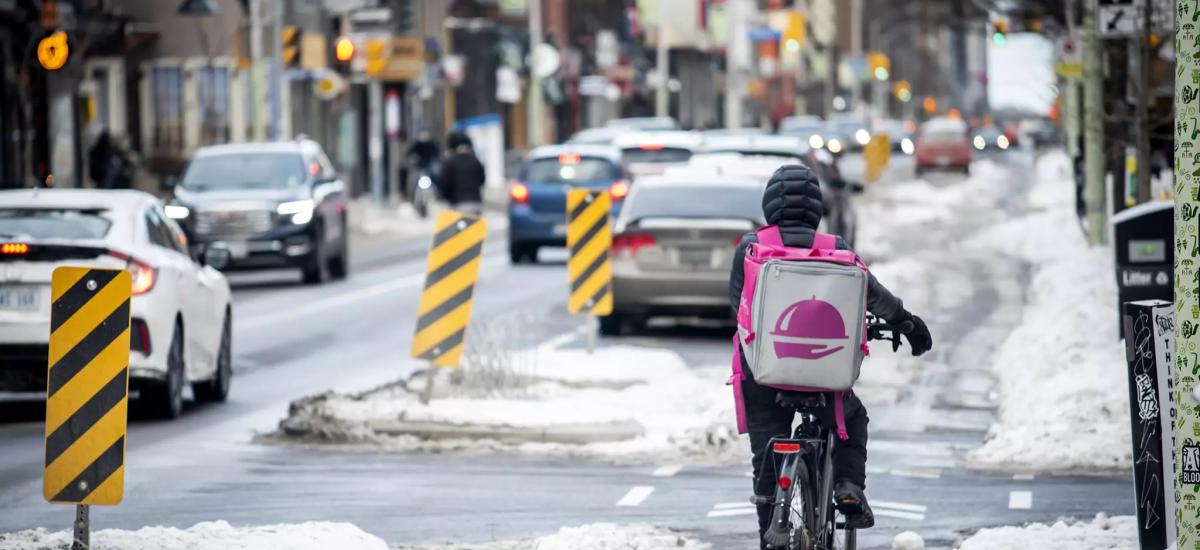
top-left (728, 165), bottom-right (933, 548)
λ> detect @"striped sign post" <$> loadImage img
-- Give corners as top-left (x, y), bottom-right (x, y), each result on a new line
top-left (566, 189), bottom-right (613, 351)
top-left (411, 211), bottom-right (487, 403)
top-left (44, 267), bottom-right (132, 550)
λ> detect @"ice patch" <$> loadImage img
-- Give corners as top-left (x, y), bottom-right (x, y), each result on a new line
top-left (958, 513), bottom-right (1135, 550)
top-left (0, 521), bottom-right (388, 550)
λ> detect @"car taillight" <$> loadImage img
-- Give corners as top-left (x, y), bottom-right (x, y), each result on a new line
top-left (1, 242), bottom-right (29, 255)
top-left (612, 233), bottom-right (657, 258)
top-left (609, 180), bottom-right (629, 200)
top-left (108, 251), bottom-right (157, 295)
top-left (510, 182), bottom-right (530, 204)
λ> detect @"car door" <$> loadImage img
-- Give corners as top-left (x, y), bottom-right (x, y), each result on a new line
top-left (145, 206), bottom-right (214, 377)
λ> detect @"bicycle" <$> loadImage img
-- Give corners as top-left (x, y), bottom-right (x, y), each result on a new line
top-left (755, 315), bottom-right (913, 550)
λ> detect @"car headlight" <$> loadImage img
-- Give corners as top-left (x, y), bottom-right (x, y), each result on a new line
top-left (997, 135), bottom-right (1010, 149)
top-left (164, 205), bottom-right (190, 219)
top-left (808, 134), bottom-right (825, 150)
top-left (973, 136), bottom-right (986, 150)
top-left (855, 129), bottom-right (871, 145)
top-left (827, 138), bottom-right (843, 154)
top-left (901, 138), bottom-right (915, 155)
top-left (277, 199), bottom-right (315, 225)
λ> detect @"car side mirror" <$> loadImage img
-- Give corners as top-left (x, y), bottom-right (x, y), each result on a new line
top-left (202, 245), bottom-right (232, 270)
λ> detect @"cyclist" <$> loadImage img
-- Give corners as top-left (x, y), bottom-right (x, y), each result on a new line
top-left (729, 164), bottom-right (933, 548)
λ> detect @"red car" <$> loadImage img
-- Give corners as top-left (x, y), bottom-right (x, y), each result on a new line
top-left (914, 118), bottom-right (972, 176)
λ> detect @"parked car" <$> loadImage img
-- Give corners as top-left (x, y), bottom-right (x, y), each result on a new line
top-left (914, 117), bottom-right (972, 175)
top-left (606, 175), bottom-right (767, 335)
top-left (614, 131), bottom-right (704, 177)
top-left (508, 145), bottom-right (627, 264)
top-left (701, 127), bottom-right (767, 138)
top-left (167, 139), bottom-right (349, 284)
top-left (0, 189), bottom-right (233, 418)
top-left (567, 126), bottom-right (626, 146)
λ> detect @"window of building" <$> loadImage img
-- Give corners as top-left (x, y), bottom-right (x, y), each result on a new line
top-left (197, 66), bottom-right (230, 146)
top-left (150, 66), bottom-right (184, 154)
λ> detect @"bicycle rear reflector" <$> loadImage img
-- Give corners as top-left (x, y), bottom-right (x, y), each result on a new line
top-left (773, 442), bottom-right (802, 454)
top-left (778, 475), bottom-right (793, 490)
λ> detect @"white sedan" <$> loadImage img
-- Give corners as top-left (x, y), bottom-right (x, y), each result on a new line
top-left (0, 189), bottom-right (232, 419)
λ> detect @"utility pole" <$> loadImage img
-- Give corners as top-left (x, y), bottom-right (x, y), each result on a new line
top-left (1082, 0), bottom-right (1106, 244)
top-left (725, 0), bottom-right (747, 128)
top-left (850, 0), bottom-right (863, 114)
top-left (527, 0), bottom-right (544, 146)
top-left (1132, 0), bottom-right (1152, 204)
top-left (1064, 0), bottom-right (1081, 159)
top-left (249, 0), bottom-right (265, 141)
top-left (654, 0), bottom-right (670, 118)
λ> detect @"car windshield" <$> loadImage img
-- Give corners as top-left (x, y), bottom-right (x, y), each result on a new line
top-left (827, 121), bottom-right (865, 135)
top-left (181, 152), bottom-right (307, 191)
top-left (0, 209), bottom-right (112, 240)
top-left (524, 157), bottom-right (617, 183)
top-left (621, 147), bottom-right (693, 165)
top-left (624, 185), bottom-right (762, 222)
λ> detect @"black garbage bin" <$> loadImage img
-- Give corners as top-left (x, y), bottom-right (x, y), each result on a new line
top-left (1111, 201), bottom-right (1173, 338)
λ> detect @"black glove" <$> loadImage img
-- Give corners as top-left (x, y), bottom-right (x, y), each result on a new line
top-left (899, 312), bottom-right (932, 357)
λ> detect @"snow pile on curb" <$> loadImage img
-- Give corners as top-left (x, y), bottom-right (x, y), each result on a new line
top-left (275, 345), bottom-right (743, 464)
top-left (965, 151), bottom-right (1131, 472)
top-left (392, 523), bottom-right (710, 550)
top-left (892, 531), bottom-right (925, 550)
top-left (958, 513), bottom-right (1135, 550)
top-left (0, 521), bottom-right (388, 550)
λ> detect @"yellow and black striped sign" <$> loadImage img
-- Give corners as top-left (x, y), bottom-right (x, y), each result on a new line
top-left (44, 267), bottom-right (131, 505)
top-left (411, 211), bottom-right (487, 367)
top-left (566, 189), bottom-right (613, 316)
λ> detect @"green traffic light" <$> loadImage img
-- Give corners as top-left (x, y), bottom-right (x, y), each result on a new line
top-left (993, 32), bottom-right (1006, 45)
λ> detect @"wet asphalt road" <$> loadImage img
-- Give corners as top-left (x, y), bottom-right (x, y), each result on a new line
top-left (0, 150), bottom-right (1133, 549)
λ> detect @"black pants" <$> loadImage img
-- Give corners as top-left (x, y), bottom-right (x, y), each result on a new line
top-left (744, 377), bottom-right (869, 547)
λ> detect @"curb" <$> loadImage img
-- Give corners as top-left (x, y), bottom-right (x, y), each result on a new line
top-left (368, 418), bottom-right (645, 444)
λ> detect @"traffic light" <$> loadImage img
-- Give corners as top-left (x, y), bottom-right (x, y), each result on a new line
top-left (282, 25), bottom-right (300, 67)
top-left (364, 38), bottom-right (388, 77)
top-left (37, 30), bottom-right (69, 71)
top-left (893, 80), bottom-right (912, 103)
top-left (332, 36), bottom-right (355, 74)
top-left (783, 12), bottom-right (806, 53)
top-left (993, 19), bottom-right (1008, 44)
top-left (867, 52), bottom-right (890, 81)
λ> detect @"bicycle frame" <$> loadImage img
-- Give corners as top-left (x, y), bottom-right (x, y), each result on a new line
top-left (763, 411), bottom-right (856, 550)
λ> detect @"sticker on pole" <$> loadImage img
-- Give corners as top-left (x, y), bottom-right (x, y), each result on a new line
top-left (43, 267), bottom-right (131, 505)
top-left (410, 211), bottom-right (486, 367)
top-left (566, 189), bottom-right (613, 316)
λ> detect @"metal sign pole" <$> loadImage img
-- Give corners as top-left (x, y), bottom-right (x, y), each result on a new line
top-left (72, 504), bottom-right (89, 550)
top-left (586, 314), bottom-right (597, 354)
top-left (420, 363), bottom-right (436, 405)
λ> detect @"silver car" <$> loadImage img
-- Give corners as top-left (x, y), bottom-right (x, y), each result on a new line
top-left (604, 176), bottom-right (766, 335)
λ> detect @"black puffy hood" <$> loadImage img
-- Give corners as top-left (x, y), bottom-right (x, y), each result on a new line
top-left (761, 164), bottom-right (822, 230)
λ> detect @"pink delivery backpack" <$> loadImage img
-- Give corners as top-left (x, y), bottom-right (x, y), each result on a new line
top-left (730, 226), bottom-right (870, 440)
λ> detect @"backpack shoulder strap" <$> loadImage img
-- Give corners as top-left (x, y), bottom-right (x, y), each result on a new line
top-left (756, 225), bottom-right (784, 247)
top-left (812, 233), bottom-right (837, 252)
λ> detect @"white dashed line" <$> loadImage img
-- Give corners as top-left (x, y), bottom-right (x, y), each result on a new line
top-left (707, 508), bottom-right (758, 518)
top-left (1012, 473), bottom-right (1035, 481)
top-left (1008, 490), bottom-right (1032, 510)
top-left (616, 486), bottom-right (655, 507)
top-left (872, 500), bottom-right (927, 513)
top-left (875, 509), bottom-right (926, 521)
top-left (652, 465), bottom-right (682, 477)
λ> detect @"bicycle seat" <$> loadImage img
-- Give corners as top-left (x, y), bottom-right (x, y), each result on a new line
top-left (776, 392), bottom-right (826, 410)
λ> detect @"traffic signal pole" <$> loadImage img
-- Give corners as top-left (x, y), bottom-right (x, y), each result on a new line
top-left (527, 0), bottom-right (544, 146)
top-left (1083, 0), bottom-right (1106, 244)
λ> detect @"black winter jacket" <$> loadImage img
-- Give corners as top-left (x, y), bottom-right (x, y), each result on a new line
top-left (439, 146), bottom-right (486, 205)
top-left (728, 164), bottom-right (906, 324)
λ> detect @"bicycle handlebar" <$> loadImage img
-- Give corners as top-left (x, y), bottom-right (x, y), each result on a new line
top-left (866, 315), bottom-right (912, 352)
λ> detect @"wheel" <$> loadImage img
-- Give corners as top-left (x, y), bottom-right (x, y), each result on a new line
top-left (194, 312), bottom-right (231, 403)
top-left (302, 230), bottom-right (330, 284)
top-left (149, 322), bottom-right (185, 419)
top-left (329, 228), bottom-right (349, 280)
top-left (509, 243), bottom-right (536, 264)
top-left (599, 312), bottom-right (624, 336)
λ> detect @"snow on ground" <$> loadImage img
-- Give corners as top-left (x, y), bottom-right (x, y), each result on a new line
top-left (965, 151), bottom-right (1131, 472)
top-left (0, 521), bottom-right (388, 550)
top-left (391, 523), bottom-right (710, 550)
top-left (891, 530), bottom-right (926, 550)
top-left (957, 513), bottom-right (1135, 550)
top-left (275, 344), bottom-right (745, 465)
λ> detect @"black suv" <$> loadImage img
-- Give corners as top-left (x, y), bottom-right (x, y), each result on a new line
top-left (167, 139), bottom-right (349, 284)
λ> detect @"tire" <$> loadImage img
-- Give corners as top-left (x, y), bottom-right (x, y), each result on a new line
top-left (194, 312), bottom-right (232, 403)
top-left (598, 312), bottom-right (624, 336)
top-left (302, 229), bottom-right (330, 284)
top-left (150, 322), bottom-right (186, 419)
top-left (329, 228), bottom-right (349, 280)
top-left (509, 243), bottom-right (536, 264)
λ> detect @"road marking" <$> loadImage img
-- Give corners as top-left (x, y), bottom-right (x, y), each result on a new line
top-left (868, 466), bottom-right (942, 480)
top-left (542, 330), bottom-right (579, 351)
top-left (707, 508), bottom-right (758, 518)
top-left (873, 500), bottom-right (927, 513)
top-left (1008, 490), bottom-right (1032, 510)
top-left (652, 465), bottom-right (682, 477)
top-left (1012, 473), bottom-right (1035, 481)
top-left (875, 509), bottom-right (926, 521)
top-left (616, 485), bottom-right (655, 507)
top-left (713, 502), bottom-right (756, 510)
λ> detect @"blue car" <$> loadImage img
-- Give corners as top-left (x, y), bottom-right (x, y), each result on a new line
top-left (508, 145), bottom-right (627, 264)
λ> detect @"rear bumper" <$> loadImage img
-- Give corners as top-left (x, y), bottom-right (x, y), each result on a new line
top-left (508, 207), bottom-right (566, 247)
top-left (613, 272), bottom-right (730, 316)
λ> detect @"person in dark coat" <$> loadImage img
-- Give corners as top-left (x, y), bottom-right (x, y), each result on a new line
top-left (439, 132), bottom-right (486, 215)
top-left (88, 131), bottom-right (115, 189)
top-left (729, 164), bottom-right (933, 547)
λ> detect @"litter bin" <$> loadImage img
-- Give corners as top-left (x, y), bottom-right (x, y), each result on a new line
top-left (1112, 201), bottom-right (1173, 337)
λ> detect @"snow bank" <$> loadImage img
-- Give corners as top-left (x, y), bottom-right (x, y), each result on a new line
top-left (0, 521), bottom-right (388, 550)
top-left (275, 345), bottom-right (744, 465)
top-left (892, 531), bottom-right (926, 550)
top-left (966, 151), bottom-right (1132, 472)
top-left (392, 523), bottom-right (710, 550)
top-left (957, 513), bottom-right (1135, 550)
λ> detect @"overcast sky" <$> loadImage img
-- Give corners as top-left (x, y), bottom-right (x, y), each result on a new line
top-left (988, 33), bottom-right (1057, 115)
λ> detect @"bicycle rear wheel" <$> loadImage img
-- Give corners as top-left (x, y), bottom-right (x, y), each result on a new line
top-left (763, 456), bottom-right (816, 549)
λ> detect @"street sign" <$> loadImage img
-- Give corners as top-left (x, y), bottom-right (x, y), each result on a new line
top-left (565, 189), bottom-right (613, 316)
top-left (410, 211), bottom-right (486, 367)
top-left (1098, 3), bottom-right (1140, 38)
top-left (43, 267), bottom-right (131, 505)
top-left (37, 31), bottom-right (69, 71)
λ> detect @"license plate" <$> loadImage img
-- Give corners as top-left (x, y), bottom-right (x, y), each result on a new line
top-left (0, 287), bottom-right (39, 312)
top-left (552, 224), bottom-right (567, 236)
top-left (678, 248), bottom-right (712, 267)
